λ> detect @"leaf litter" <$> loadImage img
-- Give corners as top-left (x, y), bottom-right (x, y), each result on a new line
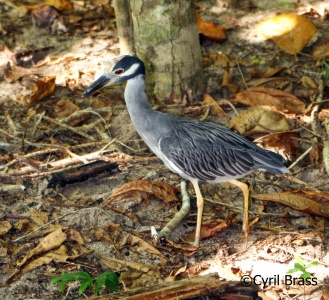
top-left (0, 0), bottom-right (329, 299)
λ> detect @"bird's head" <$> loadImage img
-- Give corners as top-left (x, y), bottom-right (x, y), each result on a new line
top-left (82, 55), bottom-right (145, 97)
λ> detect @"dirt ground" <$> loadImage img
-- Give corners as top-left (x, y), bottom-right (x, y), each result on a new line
top-left (0, 0), bottom-right (329, 299)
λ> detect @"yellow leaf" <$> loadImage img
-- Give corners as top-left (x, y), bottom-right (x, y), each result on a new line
top-left (253, 190), bottom-right (329, 218)
top-left (235, 87), bottom-right (305, 113)
top-left (257, 14), bottom-right (317, 55)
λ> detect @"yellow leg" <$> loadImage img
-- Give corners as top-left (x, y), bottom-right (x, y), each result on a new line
top-left (228, 179), bottom-right (250, 241)
top-left (191, 180), bottom-right (204, 247)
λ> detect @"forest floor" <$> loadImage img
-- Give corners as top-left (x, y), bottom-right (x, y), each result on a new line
top-left (0, 0), bottom-right (329, 299)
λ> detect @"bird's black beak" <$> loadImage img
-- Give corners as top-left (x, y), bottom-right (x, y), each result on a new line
top-left (82, 73), bottom-right (116, 97)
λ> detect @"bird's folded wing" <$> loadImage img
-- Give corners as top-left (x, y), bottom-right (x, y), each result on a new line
top-left (158, 135), bottom-right (256, 182)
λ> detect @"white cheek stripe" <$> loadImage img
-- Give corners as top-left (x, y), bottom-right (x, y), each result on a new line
top-left (123, 63), bottom-right (140, 76)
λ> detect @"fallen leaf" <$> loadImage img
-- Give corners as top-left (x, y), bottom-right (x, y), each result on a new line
top-left (182, 219), bottom-right (229, 243)
top-left (32, 5), bottom-right (68, 34)
top-left (257, 13), bottom-right (317, 55)
top-left (8, 5), bottom-right (28, 18)
top-left (209, 53), bottom-right (232, 67)
top-left (30, 76), bottom-right (56, 107)
top-left (259, 68), bottom-right (284, 78)
top-left (21, 245), bottom-right (71, 274)
top-left (120, 268), bottom-right (162, 289)
top-left (258, 132), bottom-right (300, 160)
top-left (234, 87), bottom-right (306, 113)
top-left (66, 228), bottom-right (85, 245)
top-left (17, 228), bottom-right (67, 267)
top-left (100, 255), bottom-right (156, 273)
top-left (9, 244), bottom-right (90, 283)
top-left (202, 94), bottom-right (228, 118)
top-left (0, 221), bottom-right (12, 236)
top-left (5, 65), bottom-right (37, 82)
top-left (196, 13), bottom-right (226, 42)
top-left (104, 180), bottom-right (179, 206)
top-left (230, 106), bottom-right (290, 135)
top-left (312, 40), bottom-right (329, 60)
top-left (301, 76), bottom-right (318, 89)
top-left (30, 208), bottom-right (49, 226)
top-left (253, 190), bottom-right (329, 218)
top-left (26, 0), bottom-right (73, 11)
top-left (120, 234), bottom-right (166, 266)
top-left (319, 108), bottom-right (329, 122)
top-left (54, 99), bottom-right (80, 118)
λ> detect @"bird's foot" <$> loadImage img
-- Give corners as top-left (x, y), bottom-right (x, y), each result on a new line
top-left (151, 181), bottom-right (190, 243)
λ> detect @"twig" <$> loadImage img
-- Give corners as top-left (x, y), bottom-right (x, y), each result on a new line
top-left (12, 207), bottom-right (114, 242)
top-left (288, 144), bottom-right (314, 169)
top-left (237, 59), bottom-right (249, 90)
top-left (12, 210), bottom-right (78, 242)
top-left (42, 115), bottom-right (95, 141)
top-left (5, 109), bottom-right (17, 135)
top-left (218, 99), bottom-right (239, 116)
top-left (0, 139), bottom-right (117, 176)
top-left (31, 111), bottom-right (45, 137)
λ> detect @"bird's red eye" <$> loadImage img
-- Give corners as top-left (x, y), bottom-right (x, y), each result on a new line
top-left (115, 69), bottom-right (124, 75)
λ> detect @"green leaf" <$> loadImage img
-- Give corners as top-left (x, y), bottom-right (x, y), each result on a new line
top-left (78, 278), bottom-right (94, 295)
top-left (286, 267), bottom-right (300, 274)
top-left (322, 62), bottom-right (329, 83)
top-left (294, 263), bottom-right (305, 272)
top-left (304, 261), bottom-right (318, 269)
top-left (300, 272), bottom-right (311, 279)
top-left (294, 255), bottom-right (304, 267)
top-left (94, 271), bottom-right (119, 295)
top-left (50, 271), bottom-right (93, 294)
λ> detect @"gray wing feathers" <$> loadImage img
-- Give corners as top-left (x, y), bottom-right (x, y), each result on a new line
top-left (158, 118), bottom-right (287, 181)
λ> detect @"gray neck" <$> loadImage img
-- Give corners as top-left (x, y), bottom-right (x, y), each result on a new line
top-left (124, 75), bottom-right (156, 134)
top-left (123, 74), bottom-right (170, 158)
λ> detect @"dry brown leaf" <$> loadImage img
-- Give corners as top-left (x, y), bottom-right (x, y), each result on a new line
top-left (17, 228), bottom-right (67, 267)
top-left (26, 0), bottom-right (73, 11)
top-left (66, 228), bottom-right (85, 245)
top-left (30, 76), bottom-right (56, 107)
top-left (4, 65), bottom-right (37, 82)
top-left (312, 40), bottom-right (329, 60)
top-left (29, 208), bottom-right (49, 226)
top-left (54, 99), bottom-right (80, 118)
top-left (257, 13), bottom-right (317, 55)
top-left (100, 255), bottom-right (155, 273)
top-left (230, 106), bottom-right (290, 135)
top-left (209, 53), bottom-right (232, 67)
top-left (253, 190), bottom-right (329, 218)
top-left (120, 234), bottom-right (166, 266)
top-left (235, 87), bottom-right (306, 113)
top-left (11, 244), bottom-right (90, 282)
top-left (120, 269), bottom-right (163, 289)
top-left (106, 180), bottom-right (179, 205)
top-left (202, 94), bottom-right (228, 118)
top-left (222, 67), bottom-right (233, 88)
top-left (258, 132), bottom-right (300, 159)
top-left (182, 219), bottom-right (229, 243)
top-left (196, 13), bottom-right (226, 42)
top-left (21, 244), bottom-right (71, 274)
top-left (14, 218), bottom-right (38, 232)
top-left (322, 284), bottom-right (329, 300)
top-left (260, 68), bottom-right (284, 78)
top-left (319, 108), bottom-right (329, 122)
top-left (165, 265), bottom-right (187, 282)
top-left (0, 220), bottom-right (12, 236)
top-left (301, 76), bottom-right (317, 89)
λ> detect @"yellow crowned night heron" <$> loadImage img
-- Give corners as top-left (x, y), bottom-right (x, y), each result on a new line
top-left (82, 55), bottom-right (289, 247)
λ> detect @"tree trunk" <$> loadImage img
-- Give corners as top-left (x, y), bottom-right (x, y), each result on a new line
top-left (114, 0), bottom-right (203, 104)
top-left (113, 0), bottom-right (134, 55)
